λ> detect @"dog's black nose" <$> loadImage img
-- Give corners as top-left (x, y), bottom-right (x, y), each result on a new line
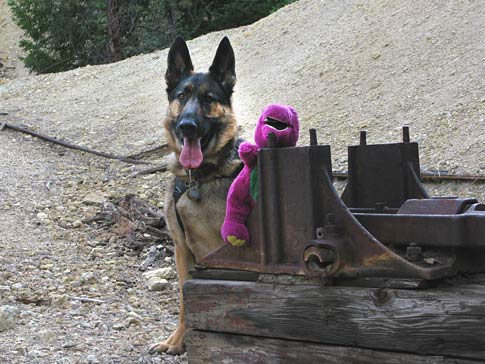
top-left (178, 118), bottom-right (198, 138)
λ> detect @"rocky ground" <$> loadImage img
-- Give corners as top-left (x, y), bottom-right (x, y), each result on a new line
top-left (0, 129), bottom-right (186, 364)
top-left (0, 0), bottom-right (484, 363)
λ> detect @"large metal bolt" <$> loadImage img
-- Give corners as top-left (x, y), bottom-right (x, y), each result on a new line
top-left (303, 246), bottom-right (338, 276)
top-left (406, 243), bottom-right (423, 262)
top-left (267, 132), bottom-right (276, 148)
top-left (375, 202), bottom-right (386, 213)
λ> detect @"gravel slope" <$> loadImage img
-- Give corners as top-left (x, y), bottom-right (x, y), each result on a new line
top-left (0, 0), bottom-right (483, 174)
top-left (0, 130), bottom-right (185, 364)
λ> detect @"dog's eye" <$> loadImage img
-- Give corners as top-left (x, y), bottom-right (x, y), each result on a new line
top-left (204, 95), bottom-right (214, 103)
top-left (178, 93), bottom-right (186, 101)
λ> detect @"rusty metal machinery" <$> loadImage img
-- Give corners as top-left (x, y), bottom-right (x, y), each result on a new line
top-left (198, 127), bottom-right (485, 288)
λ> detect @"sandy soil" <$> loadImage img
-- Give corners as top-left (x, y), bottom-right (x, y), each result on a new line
top-left (1, 0), bottom-right (483, 174)
top-left (0, 0), bottom-right (484, 363)
top-left (0, 129), bottom-right (186, 364)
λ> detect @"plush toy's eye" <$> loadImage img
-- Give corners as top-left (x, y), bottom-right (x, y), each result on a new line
top-left (178, 93), bottom-right (186, 101)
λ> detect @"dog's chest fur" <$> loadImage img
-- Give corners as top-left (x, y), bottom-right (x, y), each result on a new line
top-left (165, 174), bottom-right (233, 261)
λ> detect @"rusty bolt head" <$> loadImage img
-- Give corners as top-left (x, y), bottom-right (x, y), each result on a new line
top-left (406, 243), bottom-right (423, 262)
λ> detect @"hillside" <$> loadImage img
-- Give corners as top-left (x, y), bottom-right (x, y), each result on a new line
top-left (1, 0), bottom-right (484, 175)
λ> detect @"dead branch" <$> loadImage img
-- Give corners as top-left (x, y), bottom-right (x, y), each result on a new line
top-left (333, 170), bottom-right (485, 183)
top-left (1, 122), bottom-right (150, 165)
top-left (131, 164), bottom-right (168, 177)
top-left (85, 194), bottom-right (170, 252)
top-left (71, 296), bottom-right (106, 304)
top-left (126, 143), bottom-right (170, 159)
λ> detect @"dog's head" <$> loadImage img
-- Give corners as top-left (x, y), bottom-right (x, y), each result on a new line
top-left (164, 37), bottom-right (237, 170)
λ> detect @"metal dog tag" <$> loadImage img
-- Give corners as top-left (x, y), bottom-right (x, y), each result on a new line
top-left (187, 181), bottom-right (200, 201)
top-left (186, 170), bottom-right (201, 201)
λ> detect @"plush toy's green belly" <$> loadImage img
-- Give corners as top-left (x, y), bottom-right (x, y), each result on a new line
top-left (250, 169), bottom-right (258, 201)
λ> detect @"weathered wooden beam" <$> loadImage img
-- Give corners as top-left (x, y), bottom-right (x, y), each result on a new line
top-left (190, 269), bottom-right (260, 281)
top-left (187, 330), bottom-right (484, 364)
top-left (184, 279), bottom-right (485, 361)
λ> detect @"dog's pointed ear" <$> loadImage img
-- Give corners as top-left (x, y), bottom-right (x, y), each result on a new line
top-left (166, 37), bottom-right (194, 93)
top-left (209, 37), bottom-right (236, 96)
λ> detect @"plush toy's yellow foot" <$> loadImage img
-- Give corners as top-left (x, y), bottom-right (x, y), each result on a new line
top-left (227, 235), bottom-right (246, 247)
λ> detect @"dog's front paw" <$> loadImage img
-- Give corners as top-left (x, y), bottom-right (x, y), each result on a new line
top-left (149, 340), bottom-right (185, 355)
top-left (149, 326), bottom-right (186, 356)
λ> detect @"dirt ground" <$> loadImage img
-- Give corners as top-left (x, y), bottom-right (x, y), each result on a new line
top-left (0, 129), bottom-right (187, 364)
top-left (0, 0), bottom-right (484, 363)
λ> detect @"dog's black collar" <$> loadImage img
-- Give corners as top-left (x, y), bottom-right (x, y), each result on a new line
top-left (173, 178), bottom-right (187, 204)
top-left (173, 161), bottom-right (242, 205)
top-left (183, 163), bottom-right (219, 181)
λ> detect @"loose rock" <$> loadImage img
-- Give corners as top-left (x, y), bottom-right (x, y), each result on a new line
top-left (0, 305), bottom-right (19, 332)
top-left (83, 192), bottom-right (106, 206)
top-left (146, 277), bottom-right (169, 292)
top-left (142, 267), bottom-right (176, 280)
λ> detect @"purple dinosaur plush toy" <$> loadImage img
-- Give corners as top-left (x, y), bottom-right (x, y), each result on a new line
top-left (221, 104), bottom-right (300, 246)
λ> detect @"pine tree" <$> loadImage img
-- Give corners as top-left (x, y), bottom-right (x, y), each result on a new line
top-left (8, 0), bottom-right (294, 74)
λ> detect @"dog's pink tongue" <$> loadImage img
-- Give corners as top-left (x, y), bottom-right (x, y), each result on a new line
top-left (180, 137), bottom-right (203, 169)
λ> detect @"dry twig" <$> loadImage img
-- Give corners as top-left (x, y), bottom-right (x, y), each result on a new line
top-left (1, 121), bottom-right (150, 165)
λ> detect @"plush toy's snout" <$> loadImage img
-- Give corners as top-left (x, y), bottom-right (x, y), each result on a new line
top-left (255, 104), bottom-right (300, 148)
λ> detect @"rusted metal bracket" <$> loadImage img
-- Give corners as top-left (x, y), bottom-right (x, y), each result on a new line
top-left (341, 127), bottom-right (429, 208)
top-left (200, 127), bottom-right (485, 286)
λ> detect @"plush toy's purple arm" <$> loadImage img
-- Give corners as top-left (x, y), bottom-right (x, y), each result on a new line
top-left (221, 164), bottom-right (254, 246)
top-left (238, 142), bottom-right (259, 169)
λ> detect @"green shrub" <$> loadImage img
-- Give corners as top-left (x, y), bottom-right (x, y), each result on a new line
top-left (8, 0), bottom-right (295, 74)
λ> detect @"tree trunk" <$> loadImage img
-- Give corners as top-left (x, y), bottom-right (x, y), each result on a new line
top-left (167, 0), bottom-right (178, 42)
top-left (107, 0), bottom-right (121, 63)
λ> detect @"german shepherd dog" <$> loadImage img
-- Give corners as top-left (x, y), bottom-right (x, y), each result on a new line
top-left (149, 37), bottom-right (241, 355)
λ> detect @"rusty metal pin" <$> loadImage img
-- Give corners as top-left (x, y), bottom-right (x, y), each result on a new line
top-left (360, 130), bottom-right (367, 145)
top-left (403, 126), bottom-right (410, 143)
top-left (309, 128), bottom-right (318, 146)
top-left (267, 132), bottom-right (276, 148)
top-left (406, 243), bottom-right (423, 262)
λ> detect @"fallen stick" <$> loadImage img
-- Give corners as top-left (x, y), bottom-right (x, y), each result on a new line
top-left (71, 296), bottom-right (106, 304)
top-left (333, 170), bottom-right (485, 182)
top-left (1, 122), bottom-right (150, 165)
top-left (127, 143), bottom-right (170, 159)
top-left (131, 164), bottom-right (168, 177)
